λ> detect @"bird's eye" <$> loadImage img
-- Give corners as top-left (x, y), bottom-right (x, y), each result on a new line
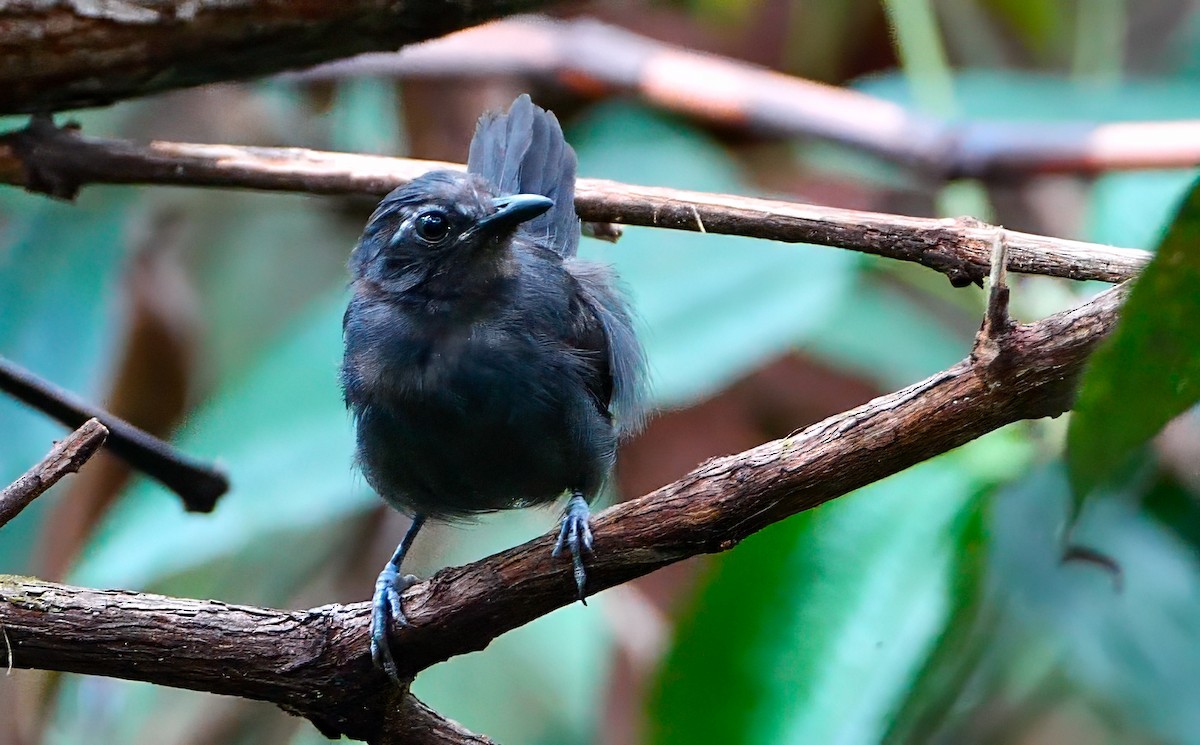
top-left (414, 210), bottom-right (451, 243)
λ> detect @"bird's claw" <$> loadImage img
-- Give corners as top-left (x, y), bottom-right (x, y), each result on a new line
top-left (553, 493), bottom-right (593, 602)
top-left (370, 566), bottom-right (419, 685)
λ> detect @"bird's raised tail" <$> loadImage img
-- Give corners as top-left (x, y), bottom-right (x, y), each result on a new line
top-left (467, 94), bottom-right (581, 258)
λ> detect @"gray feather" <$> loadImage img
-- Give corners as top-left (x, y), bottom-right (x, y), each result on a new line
top-left (567, 259), bottom-right (648, 434)
top-left (467, 94), bottom-right (581, 258)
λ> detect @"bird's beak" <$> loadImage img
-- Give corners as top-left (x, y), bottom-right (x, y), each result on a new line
top-left (476, 194), bottom-right (554, 237)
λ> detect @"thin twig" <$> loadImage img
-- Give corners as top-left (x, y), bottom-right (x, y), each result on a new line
top-left (0, 418), bottom-right (108, 528)
top-left (970, 229), bottom-right (1017, 385)
top-left (0, 121), bottom-right (1152, 286)
top-left (0, 282), bottom-right (1128, 741)
top-left (0, 356), bottom-right (227, 513)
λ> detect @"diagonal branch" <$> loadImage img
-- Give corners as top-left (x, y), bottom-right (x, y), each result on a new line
top-left (0, 0), bottom-right (554, 115)
top-left (0, 354), bottom-right (227, 513)
top-left (0, 282), bottom-right (1127, 741)
top-left (0, 121), bottom-right (1150, 286)
top-left (0, 418), bottom-right (107, 527)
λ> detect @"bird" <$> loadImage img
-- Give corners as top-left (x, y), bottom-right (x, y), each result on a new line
top-left (340, 94), bottom-right (646, 681)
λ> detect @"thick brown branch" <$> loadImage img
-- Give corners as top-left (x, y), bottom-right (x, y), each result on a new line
top-left (0, 122), bottom-right (1150, 285)
top-left (298, 17), bottom-right (1200, 179)
top-left (0, 418), bottom-right (107, 527)
top-left (0, 283), bottom-right (1127, 741)
top-left (0, 0), bottom-right (552, 115)
top-left (0, 578), bottom-right (488, 744)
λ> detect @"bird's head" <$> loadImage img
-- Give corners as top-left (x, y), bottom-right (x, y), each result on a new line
top-left (349, 170), bottom-right (553, 294)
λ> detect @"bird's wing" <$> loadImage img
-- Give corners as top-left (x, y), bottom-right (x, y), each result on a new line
top-left (468, 94), bottom-right (581, 258)
top-left (566, 260), bottom-right (647, 434)
top-left (567, 286), bottom-right (614, 422)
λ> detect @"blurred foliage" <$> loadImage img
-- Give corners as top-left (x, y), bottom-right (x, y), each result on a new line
top-left (1069, 176), bottom-right (1200, 508)
top-left (982, 0), bottom-right (1073, 60)
top-left (651, 435), bottom-right (1026, 745)
top-left (4, 2), bottom-right (1200, 744)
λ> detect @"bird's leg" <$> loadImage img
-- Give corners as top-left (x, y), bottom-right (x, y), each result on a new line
top-left (552, 491), bottom-right (593, 602)
top-left (372, 513), bottom-right (426, 684)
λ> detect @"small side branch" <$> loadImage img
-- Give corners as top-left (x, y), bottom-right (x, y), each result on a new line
top-left (0, 419), bottom-right (108, 527)
top-left (982, 228), bottom-right (1013, 341)
top-left (0, 122), bottom-right (1152, 286)
top-left (971, 229), bottom-right (1017, 380)
top-left (0, 355), bottom-right (227, 513)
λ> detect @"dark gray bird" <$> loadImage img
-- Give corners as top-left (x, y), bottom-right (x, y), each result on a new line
top-left (341, 95), bottom-right (646, 680)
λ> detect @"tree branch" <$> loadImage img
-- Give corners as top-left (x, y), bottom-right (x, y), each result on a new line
top-left (0, 354), bottom-right (227, 513)
top-left (0, 577), bottom-right (487, 743)
top-left (0, 282), bottom-right (1127, 741)
top-left (0, 418), bottom-right (107, 527)
top-left (0, 0), bottom-right (553, 115)
top-left (0, 121), bottom-right (1150, 285)
top-left (297, 17), bottom-right (1200, 180)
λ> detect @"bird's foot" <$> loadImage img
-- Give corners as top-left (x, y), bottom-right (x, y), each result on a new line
top-left (371, 564), bottom-right (419, 684)
top-left (552, 492), bottom-right (593, 602)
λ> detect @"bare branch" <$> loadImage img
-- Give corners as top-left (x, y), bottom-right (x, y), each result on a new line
top-left (0, 354), bottom-right (227, 513)
top-left (0, 418), bottom-right (107, 527)
top-left (0, 0), bottom-right (554, 115)
top-left (0, 121), bottom-right (1151, 285)
top-left (296, 17), bottom-right (1200, 180)
top-left (0, 282), bottom-right (1127, 740)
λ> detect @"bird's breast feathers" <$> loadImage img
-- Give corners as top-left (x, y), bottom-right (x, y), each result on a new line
top-left (347, 311), bottom-right (566, 410)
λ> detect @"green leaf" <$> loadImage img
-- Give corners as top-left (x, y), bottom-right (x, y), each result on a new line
top-left (979, 463), bottom-right (1200, 744)
top-left (982, 0), bottom-right (1072, 58)
top-left (881, 0), bottom-right (958, 117)
top-left (649, 432), bottom-right (1029, 745)
top-left (1141, 462), bottom-right (1200, 552)
top-left (1067, 175), bottom-right (1200, 505)
top-left (878, 501), bottom-right (992, 745)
